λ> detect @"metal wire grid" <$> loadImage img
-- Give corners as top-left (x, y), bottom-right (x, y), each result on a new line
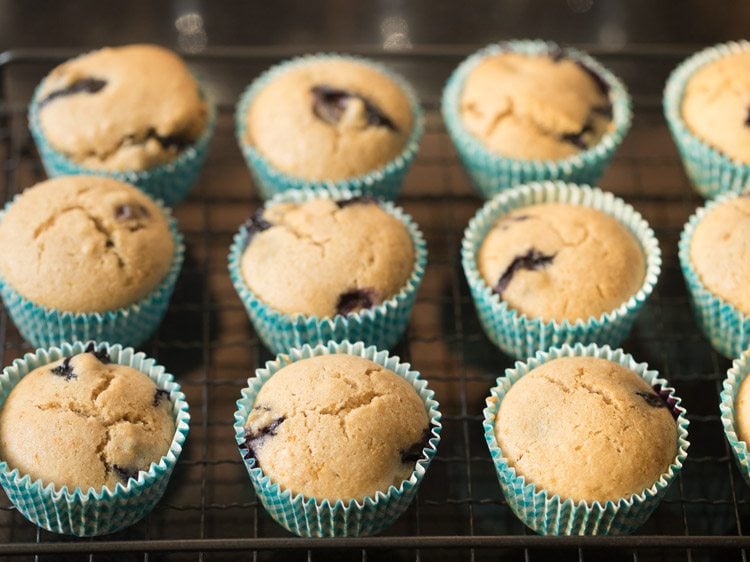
top-left (0, 48), bottom-right (747, 561)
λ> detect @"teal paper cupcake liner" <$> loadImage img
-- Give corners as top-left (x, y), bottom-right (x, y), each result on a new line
top-left (228, 187), bottom-right (427, 354)
top-left (721, 352), bottom-right (750, 488)
top-left (483, 343), bottom-right (689, 535)
top-left (461, 181), bottom-right (661, 359)
top-left (664, 41), bottom-right (750, 199)
top-left (0, 341), bottom-right (190, 536)
top-left (28, 70), bottom-right (217, 207)
top-left (234, 53), bottom-right (424, 200)
top-left (679, 190), bottom-right (749, 358)
top-left (442, 40), bottom-right (632, 199)
top-left (233, 340), bottom-right (441, 537)
top-left (0, 196), bottom-right (184, 349)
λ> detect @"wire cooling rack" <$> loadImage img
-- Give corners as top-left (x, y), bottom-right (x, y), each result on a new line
top-left (0, 46), bottom-right (747, 561)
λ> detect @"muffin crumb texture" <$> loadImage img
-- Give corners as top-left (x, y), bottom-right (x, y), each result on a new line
top-left (0, 176), bottom-right (174, 313)
top-left (37, 44), bottom-right (207, 171)
top-left (478, 203), bottom-right (645, 322)
top-left (460, 52), bottom-right (613, 160)
top-left (0, 350), bottom-right (175, 491)
top-left (494, 356), bottom-right (678, 503)
top-left (682, 51), bottom-right (750, 163)
top-left (243, 354), bottom-right (430, 501)
top-left (241, 198), bottom-right (414, 317)
top-left (245, 59), bottom-right (413, 180)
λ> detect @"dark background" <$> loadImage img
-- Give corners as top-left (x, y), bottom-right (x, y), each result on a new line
top-left (0, 0), bottom-right (748, 52)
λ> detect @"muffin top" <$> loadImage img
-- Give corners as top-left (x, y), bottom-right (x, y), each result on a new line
top-left (690, 195), bottom-right (750, 314)
top-left (735, 372), bottom-right (750, 444)
top-left (244, 58), bottom-right (413, 181)
top-left (0, 346), bottom-right (175, 491)
top-left (682, 51), bottom-right (750, 163)
top-left (240, 197), bottom-right (415, 317)
top-left (460, 52), bottom-right (613, 160)
top-left (494, 356), bottom-right (678, 503)
top-left (36, 44), bottom-right (208, 171)
top-left (0, 176), bottom-right (174, 313)
top-left (242, 354), bottom-right (430, 501)
top-left (477, 203), bottom-right (645, 322)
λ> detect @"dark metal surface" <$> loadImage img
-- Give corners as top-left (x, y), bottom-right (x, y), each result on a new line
top-left (0, 47), bottom-right (747, 561)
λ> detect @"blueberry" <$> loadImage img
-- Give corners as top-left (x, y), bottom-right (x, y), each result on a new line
top-left (494, 249), bottom-right (555, 296)
top-left (560, 123), bottom-right (593, 150)
top-left (115, 204), bottom-right (150, 221)
top-left (38, 77), bottom-right (107, 109)
top-left (84, 342), bottom-right (111, 364)
top-left (548, 46), bottom-right (566, 63)
top-left (336, 288), bottom-right (376, 316)
top-left (111, 464), bottom-right (139, 483)
top-left (311, 84), bottom-right (397, 131)
top-left (242, 208), bottom-right (273, 247)
top-left (635, 390), bottom-right (666, 408)
top-left (153, 389), bottom-right (170, 407)
top-left (50, 357), bottom-right (76, 381)
top-left (240, 416), bottom-right (286, 466)
top-left (575, 61), bottom-right (610, 96)
top-left (399, 427), bottom-right (431, 464)
top-left (336, 195), bottom-right (379, 209)
top-left (143, 127), bottom-right (191, 151)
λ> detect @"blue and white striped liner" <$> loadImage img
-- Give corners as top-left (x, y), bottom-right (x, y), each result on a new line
top-left (0, 341), bottom-right (190, 536)
top-left (461, 181), bottom-right (661, 359)
top-left (664, 41), bottom-right (750, 199)
top-left (28, 65), bottom-right (216, 206)
top-left (234, 53), bottom-right (424, 200)
top-left (679, 190), bottom-right (750, 358)
top-left (442, 40), bottom-right (632, 199)
top-left (484, 343), bottom-right (689, 535)
top-left (228, 187), bottom-right (427, 354)
top-left (233, 340), bottom-right (441, 537)
top-left (721, 351), bottom-right (750, 488)
top-left (0, 192), bottom-right (184, 349)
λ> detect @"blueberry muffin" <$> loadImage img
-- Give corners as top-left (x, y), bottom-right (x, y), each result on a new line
top-left (35, 44), bottom-right (208, 171)
top-left (682, 51), bottom-right (750, 163)
top-left (734, 373), bottom-right (750, 444)
top-left (0, 345), bottom-right (175, 490)
top-left (690, 195), bottom-right (750, 314)
top-left (0, 175), bottom-right (174, 312)
top-left (241, 354), bottom-right (430, 501)
top-left (460, 51), bottom-right (613, 160)
top-left (477, 203), bottom-right (645, 322)
top-left (243, 58), bottom-right (413, 181)
top-left (241, 196), bottom-right (414, 317)
top-left (495, 356), bottom-right (677, 502)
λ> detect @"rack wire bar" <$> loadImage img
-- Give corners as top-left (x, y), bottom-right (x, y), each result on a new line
top-left (1, 46), bottom-right (749, 560)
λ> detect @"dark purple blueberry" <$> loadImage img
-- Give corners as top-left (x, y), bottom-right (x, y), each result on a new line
top-left (336, 288), bottom-right (376, 316)
top-left (153, 389), bottom-right (171, 407)
top-left (560, 123), bottom-right (593, 150)
top-left (575, 61), bottom-right (610, 96)
top-left (240, 416), bottom-right (286, 465)
top-left (242, 208), bottom-right (273, 247)
top-left (745, 107), bottom-right (750, 127)
top-left (143, 127), bottom-right (192, 151)
top-left (50, 357), bottom-right (76, 381)
top-left (311, 85), bottom-right (397, 131)
top-left (111, 464), bottom-right (139, 482)
top-left (84, 342), bottom-right (111, 364)
top-left (115, 204), bottom-right (150, 222)
top-left (635, 391), bottom-right (666, 408)
top-left (548, 46), bottom-right (566, 63)
top-left (38, 77), bottom-right (107, 109)
top-left (652, 384), bottom-right (680, 420)
top-left (399, 427), bottom-right (431, 464)
top-left (593, 104), bottom-right (613, 120)
top-left (494, 249), bottom-right (555, 296)
top-left (336, 195), bottom-right (379, 209)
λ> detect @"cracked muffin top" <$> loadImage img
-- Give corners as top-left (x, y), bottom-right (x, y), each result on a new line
top-left (494, 356), bottom-right (677, 502)
top-left (243, 58), bottom-right (413, 181)
top-left (0, 176), bottom-right (174, 312)
top-left (0, 346), bottom-right (175, 491)
top-left (682, 51), bottom-right (750, 163)
top-left (36, 44), bottom-right (208, 171)
top-left (690, 195), bottom-right (750, 314)
top-left (241, 354), bottom-right (430, 501)
top-left (460, 52), bottom-right (613, 160)
top-left (477, 203), bottom-right (645, 323)
top-left (240, 197), bottom-right (415, 317)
